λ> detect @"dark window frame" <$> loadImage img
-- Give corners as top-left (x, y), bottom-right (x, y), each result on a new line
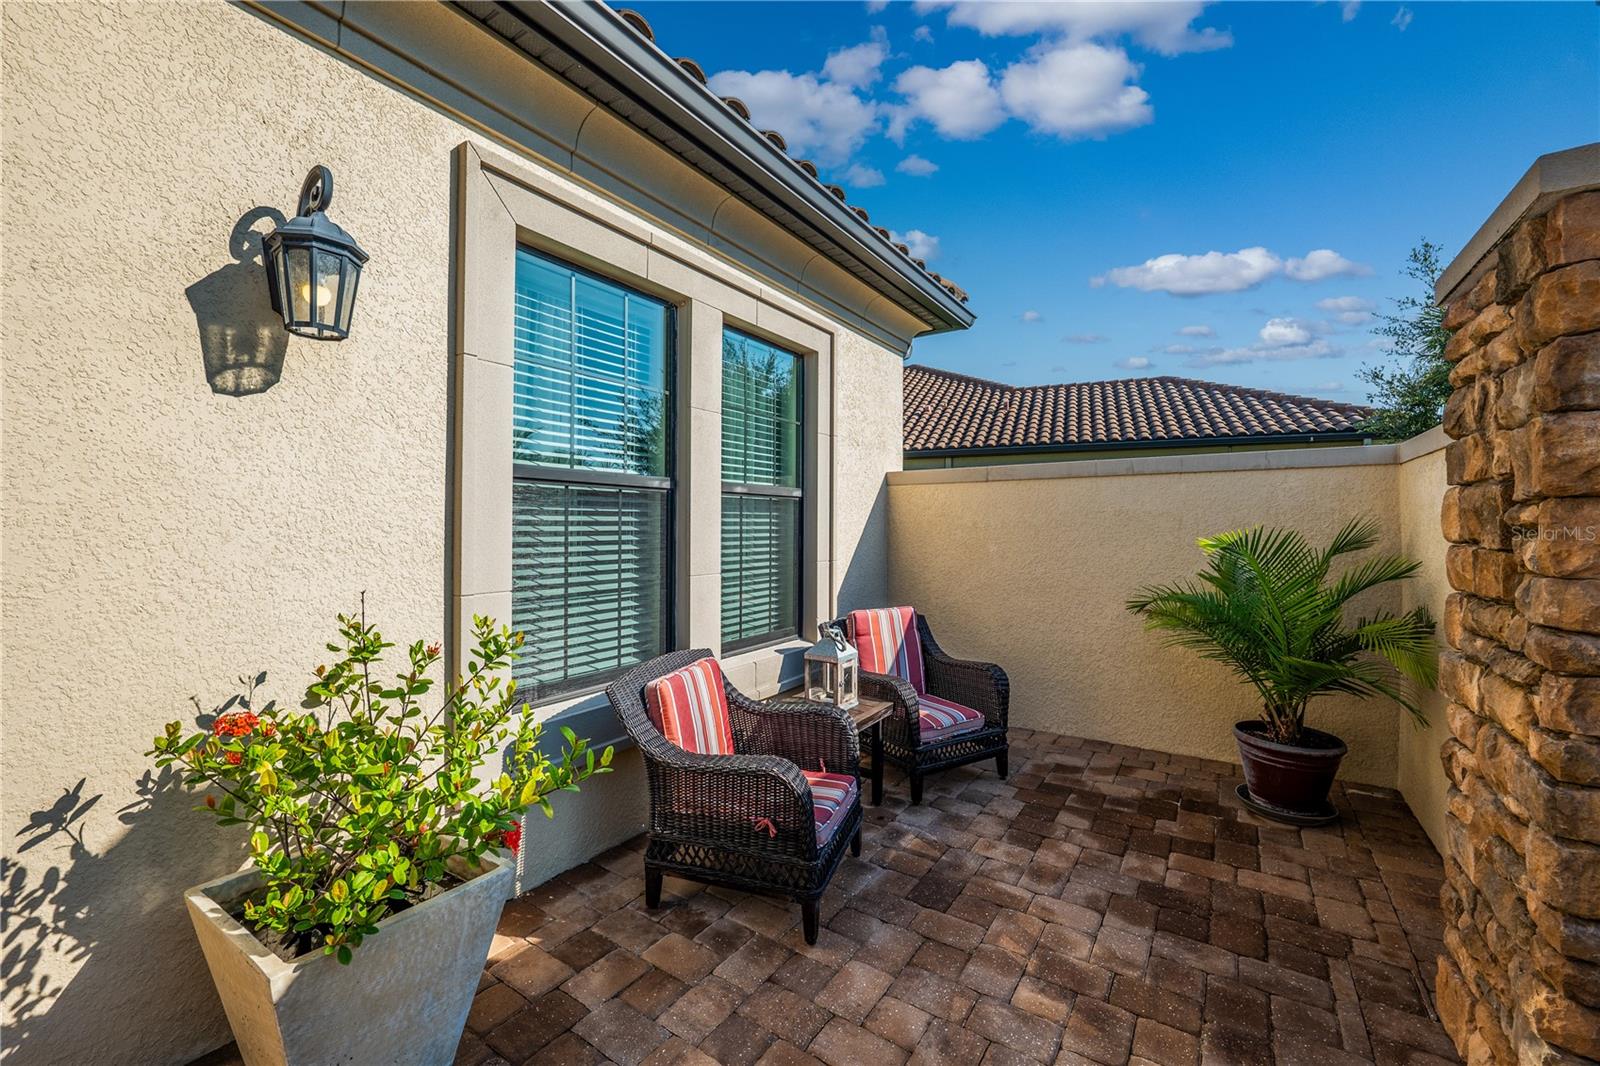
top-left (719, 327), bottom-right (803, 655)
top-left (512, 246), bottom-right (677, 704)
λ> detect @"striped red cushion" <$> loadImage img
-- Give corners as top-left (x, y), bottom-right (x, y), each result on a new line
top-left (645, 658), bottom-right (734, 756)
top-left (802, 770), bottom-right (857, 845)
top-left (849, 607), bottom-right (926, 694)
top-left (919, 694), bottom-right (984, 742)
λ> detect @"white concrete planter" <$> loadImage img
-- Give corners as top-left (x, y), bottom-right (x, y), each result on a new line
top-left (185, 852), bottom-right (512, 1066)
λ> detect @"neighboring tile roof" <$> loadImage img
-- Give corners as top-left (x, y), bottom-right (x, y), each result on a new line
top-left (612, 8), bottom-right (968, 305)
top-left (904, 365), bottom-right (1372, 453)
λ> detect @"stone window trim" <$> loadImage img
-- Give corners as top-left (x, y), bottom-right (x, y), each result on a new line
top-left (452, 140), bottom-right (840, 724)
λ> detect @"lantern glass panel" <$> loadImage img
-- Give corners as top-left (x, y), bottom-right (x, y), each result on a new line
top-left (841, 663), bottom-right (857, 708)
top-left (287, 247), bottom-right (312, 322)
top-left (337, 263), bottom-right (361, 334)
top-left (311, 250), bottom-right (342, 322)
top-left (804, 659), bottom-right (829, 703)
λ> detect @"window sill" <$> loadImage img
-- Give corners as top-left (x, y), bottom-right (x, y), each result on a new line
top-left (529, 690), bottom-right (635, 758)
top-left (721, 631), bottom-right (801, 657)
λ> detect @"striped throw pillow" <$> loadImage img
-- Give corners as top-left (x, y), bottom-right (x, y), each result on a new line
top-left (645, 658), bottom-right (735, 756)
top-left (849, 607), bottom-right (926, 694)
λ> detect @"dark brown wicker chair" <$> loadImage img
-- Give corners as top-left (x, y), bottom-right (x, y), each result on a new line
top-left (605, 650), bottom-right (863, 944)
top-left (829, 612), bottom-right (1009, 805)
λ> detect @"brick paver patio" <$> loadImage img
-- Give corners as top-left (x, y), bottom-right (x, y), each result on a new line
top-left (452, 727), bottom-right (1458, 1066)
top-left (192, 727), bottom-right (1456, 1066)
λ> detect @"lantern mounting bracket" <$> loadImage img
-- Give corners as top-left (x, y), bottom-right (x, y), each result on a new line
top-left (296, 165), bottom-right (333, 217)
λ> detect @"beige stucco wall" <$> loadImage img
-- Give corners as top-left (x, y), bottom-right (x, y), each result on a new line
top-left (1, 4), bottom-right (912, 1063)
top-left (888, 439), bottom-right (1450, 792)
top-left (1394, 443), bottom-right (1454, 850)
top-left (833, 330), bottom-right (905, 614)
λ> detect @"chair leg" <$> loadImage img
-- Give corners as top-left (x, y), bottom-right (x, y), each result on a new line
top-left (995, 751), bottom-right (1009, 780)
top-left (909, 773), bottom-right (924, 806)
top-left (644, 866), bottom-right (662, 909)
top-left (850, 828), bottom-right (862, 857)
top-left (800, 898), bottom-right (820, 945)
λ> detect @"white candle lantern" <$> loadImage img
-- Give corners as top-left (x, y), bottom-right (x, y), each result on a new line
top-left (804, 623), bottom-right (859, 711)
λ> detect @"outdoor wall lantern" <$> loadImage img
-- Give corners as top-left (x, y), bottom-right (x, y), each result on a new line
top-left (804, 622), bottom-right (859, 711)
top-left (262, 165), bottom-right (368, 340)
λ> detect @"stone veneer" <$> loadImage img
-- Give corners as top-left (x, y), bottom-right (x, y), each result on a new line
top-left (1434, 173), bottom-right (1600, 1064)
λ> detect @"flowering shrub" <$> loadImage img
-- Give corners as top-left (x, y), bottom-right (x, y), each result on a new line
top-left (151, 608), bottom-right (611, 963)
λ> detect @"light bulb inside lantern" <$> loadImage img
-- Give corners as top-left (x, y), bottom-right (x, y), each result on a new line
top-left (298, 281), bottom-right (335, 310)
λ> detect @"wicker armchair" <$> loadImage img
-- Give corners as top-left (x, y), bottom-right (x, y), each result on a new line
top-left (830, 612), bottom-right (1009, 805)
top-left (606, 650), bottom-right (863, 944)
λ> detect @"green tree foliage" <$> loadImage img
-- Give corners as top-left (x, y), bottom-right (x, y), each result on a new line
top-left (1127, 519), bottom-right (1437, 745)
top-left (151, 607), bottom-right (611, 962)
top-left (1358, 240), bottom-right (1454, 441)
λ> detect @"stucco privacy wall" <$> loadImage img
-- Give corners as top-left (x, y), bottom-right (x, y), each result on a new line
top-left (887, 438), bottom-right (1450, 793)
top-left (0, 4), bottom-right (909, 1064)
top-left (1394, 441), bottom-right (1456, 850)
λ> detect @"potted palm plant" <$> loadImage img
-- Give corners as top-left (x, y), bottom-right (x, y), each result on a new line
top-left (150, 606), bottom-right (611, 1066)
top-left (1127, 519), bottom-right (1436, 824)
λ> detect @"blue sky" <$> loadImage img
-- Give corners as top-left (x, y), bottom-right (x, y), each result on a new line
top-left (629, 0), bottom-right (1597, 402)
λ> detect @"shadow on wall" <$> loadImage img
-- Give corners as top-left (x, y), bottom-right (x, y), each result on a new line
top-left (186, 207), bottom-right (288, 397)
top-left (2, 691), bottom-right (256, 1065)
top-left (834, 478), bottom-right (889, 615)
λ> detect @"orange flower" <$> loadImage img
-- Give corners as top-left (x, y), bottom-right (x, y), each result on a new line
top-left (225, 752), bottom-right (243, 766)
top-left (212, 712), bottom-right (259, 738)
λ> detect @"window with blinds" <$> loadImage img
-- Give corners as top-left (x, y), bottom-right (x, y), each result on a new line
top-left (512, 248), bottom-right (673, 701)
top-left (721, 328), bottom-right (802, 652)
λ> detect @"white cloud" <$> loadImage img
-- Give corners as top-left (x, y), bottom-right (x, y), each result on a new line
top-left (1341, 1), bottom-right (1362, 21)
top-left (841, 163), bottom-right (886, 187)
top-left (1284, 249), bottom-right (1371, 282)
top-left (913, 24), bottom-right (935, 42)
top-left (707, 69), bottom-right (878, 165)
top-left (1178, 324), bottom-right (1215, 337)
top-left (889, 60), bottom-right (1006, 140)
top-left (865, 0), bottom-right (889, 11)
top-left (1020, 310), bottom-right (1044, 323)
top-left (1259, 317), bottom-right (1312, 345)
top-left (891, 45), bottom-right (1152, 142)
top-left (1094, 246), bottom-right (1279, 295)
top-left (924, 1), bottom-right (1232, 56)
top-left (823, 39), bottom-right (889, 89)
top-left (998, 43), bottom-right (1153, 138)
top-left (1316, 295), bottom-right (1374, 325)
top-left (1185, 338), bottom-right (1339, 367)
top-left (1115, 356), bottom-right (1154, 370)
top-left (1392, 6), bottom-right (1414, 31)
top-left (1312, 380), bottom-right (1346, 392)
top-left (896, 154), bottom-right (940, 176)
top-left (1095, 246), bottom-right (1370, 295)
top-left (1063, 333), bottom-right (1109, 344)
top-left (891, 228), bottom-right (941, 260)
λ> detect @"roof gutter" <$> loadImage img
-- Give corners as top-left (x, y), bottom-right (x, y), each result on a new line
top-left (905, 431), bottom-right (1373, 459)
top-left (480, 0), bottom-right (976, 334)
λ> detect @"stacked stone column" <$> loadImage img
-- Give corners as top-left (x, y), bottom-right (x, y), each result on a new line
top-left (1435, 185), bottom-right (1600, 1064)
